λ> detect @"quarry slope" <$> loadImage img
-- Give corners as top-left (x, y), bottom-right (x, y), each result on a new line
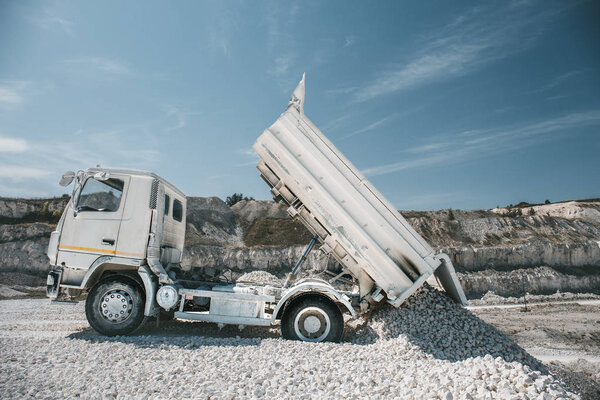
top-left (1, 197), bottom-right (599, 298)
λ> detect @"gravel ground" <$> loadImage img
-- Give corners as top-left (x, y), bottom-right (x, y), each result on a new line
top-left (0, 286), bottom-right (580, 399)
top-left (469, 291), bottom-right (600, 307)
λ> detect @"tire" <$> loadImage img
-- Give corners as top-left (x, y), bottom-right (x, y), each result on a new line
top-left (85, 276), bottom-right (146, 336)
top-left (281, 295), bottom-right (344, 343)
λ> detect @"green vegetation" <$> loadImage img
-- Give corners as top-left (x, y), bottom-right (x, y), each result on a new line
top-left (225, 193), bottom-right (255, 207)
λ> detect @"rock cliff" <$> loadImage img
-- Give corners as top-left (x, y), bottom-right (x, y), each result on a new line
top-left (0, 196), bottom-right (598, 298)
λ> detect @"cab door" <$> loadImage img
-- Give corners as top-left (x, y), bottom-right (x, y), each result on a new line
top-left (57, 175), bottom-right (129, 271)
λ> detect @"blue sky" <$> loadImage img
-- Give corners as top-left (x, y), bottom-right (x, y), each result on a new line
top-left (0, 0), bottom-right (599, 210)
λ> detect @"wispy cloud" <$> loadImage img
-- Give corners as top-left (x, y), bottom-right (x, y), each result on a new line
top-left (362, 109), bottom-right (600, 177)
top-left (353, 3), bottom-right (566, 102)
top-left (205, 4), bottom-right (243, 57)
top-left (28, 7), bottom-right (74, 35)
top-left (325, 86), bottom-right (358, 96)
top-left (0, 137), bottom-right (29, 152)
top-left (270, 54), bottom-right (295, 77)
top-left (406, 142), bottom-right (450, 154)
top-left (0, 123), bottom-right (160, 193)
top-left (235, 148), bottom-right (260, 167)
top-left (0, 165), bottom-right (51, 179)
top-left (162, 104), bottom-right (188, 132)
top-left (0, 81), bottom-right (30, 107)
top-left (536, 70), bottom-right (584, 93)
top-left (264, 3), bottom-right (304, 88)
top-left (342, 114), bottom-right (395, 139)
top-left (63, 57), bottom-right (133, 77)
top-left (343, 36), bottom-right (356, 48)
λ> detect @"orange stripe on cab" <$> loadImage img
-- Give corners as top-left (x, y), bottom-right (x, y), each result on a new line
top-left (59, 245), bottom-right (143, 259)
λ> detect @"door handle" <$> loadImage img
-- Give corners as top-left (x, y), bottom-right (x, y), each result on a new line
top-left (102, 238), bottom-right (115, 246)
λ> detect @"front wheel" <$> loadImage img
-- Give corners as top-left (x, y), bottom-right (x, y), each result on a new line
top-left (281, 295), bottom-right (344, 342)
top-left (85, 276), bottom-right (146, 336)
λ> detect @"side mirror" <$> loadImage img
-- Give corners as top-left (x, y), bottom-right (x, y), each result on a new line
top-left (59, 171), bottom-right (76, 187)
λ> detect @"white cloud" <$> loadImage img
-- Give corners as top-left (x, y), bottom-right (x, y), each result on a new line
top-left (353, 3), bottom-right (565, 102)
top-left (63, 57), bottom-right (133, 76)
top-left (235, 148), bottom-right (260, 167)
top-left (0, 165), bottom-right (51, 179)
top-left (342, 115), bottom-right (395, 139)
top-left (325, 87), bottom-right (358, 96)
top-left (270, 54), bottom-right (294, 77)
top-left (0, 87), bottom-right (22, 106)
top-left (0, 81), bottom-right (31, 106)
top-left (538, 70), bottom-right (583, 92)
top-left (406, 142), bottom-right (450, 154)
top-left (0, 137), bottom-right (29, 152)
top-left (362, 109), bottom-right (600, 177)
top-left (264, 4), bottom-right (302, 86)
top-left (205, 3), bottom-right (242, 57)
top-left (28, 6), bottom-right (74, 35)
top-left (343, 36), bottom-right (356, 48)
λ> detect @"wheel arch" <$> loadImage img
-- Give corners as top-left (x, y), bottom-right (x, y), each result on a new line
top-left (273, 280), bottom-right (356, 321)
top-left (81, 257), bottom-right (144, 290)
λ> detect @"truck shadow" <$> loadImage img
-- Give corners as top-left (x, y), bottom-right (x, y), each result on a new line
top-left (67, 319), bottom-right (282, 348)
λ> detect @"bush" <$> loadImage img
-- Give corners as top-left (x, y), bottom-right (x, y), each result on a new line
top-left (225, 193), bottom-right (254, 207)
top-left (544, 199), bottom-right (550, 204)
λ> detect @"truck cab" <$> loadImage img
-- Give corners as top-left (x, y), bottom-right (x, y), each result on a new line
top-left (47, 167), bottom-right (355, 341)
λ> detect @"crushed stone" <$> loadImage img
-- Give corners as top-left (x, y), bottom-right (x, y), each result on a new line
top-left (0, 285), bottom-right (580, 399)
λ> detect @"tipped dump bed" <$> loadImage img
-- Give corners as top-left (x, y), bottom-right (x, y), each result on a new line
top-left (253, 78), bottom-right (466, 307)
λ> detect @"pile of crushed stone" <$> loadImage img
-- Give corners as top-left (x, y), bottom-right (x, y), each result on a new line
top-left (0, 286), bottom-right (580, 399)
top-left (236, 270), bottom-right (282, 286)
top-left (351, 285), bottom-right (543, 366)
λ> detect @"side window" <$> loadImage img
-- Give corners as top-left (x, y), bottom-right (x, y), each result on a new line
top-left (164, 194), bottom-right (170, 216)
top-left (78, 178), bottom-right (124, 212)
top-left (173, 199), bottom-right (183, 222)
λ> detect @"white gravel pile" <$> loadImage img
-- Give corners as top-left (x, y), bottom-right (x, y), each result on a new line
top-left (237, 270), bottom-right (282, 286)
top-left (0, 286), bottom-right (579, 399)
top-left (352, 286), bottom-right (546, 365)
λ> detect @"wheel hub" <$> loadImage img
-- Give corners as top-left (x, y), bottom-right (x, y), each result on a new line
top-left (294, 306), bottom-right (331, 342)
top-left (100, 289), bottom-right (133, 323)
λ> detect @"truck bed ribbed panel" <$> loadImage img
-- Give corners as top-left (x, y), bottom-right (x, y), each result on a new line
top-left (253, 107), bottom-right (441, 302)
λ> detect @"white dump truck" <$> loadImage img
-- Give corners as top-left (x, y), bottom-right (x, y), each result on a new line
top-left (47, 75), bottom-right (466, 342)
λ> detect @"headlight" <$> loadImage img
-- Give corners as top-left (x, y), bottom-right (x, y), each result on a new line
top-left (156, 285), bottom-right (179, 310)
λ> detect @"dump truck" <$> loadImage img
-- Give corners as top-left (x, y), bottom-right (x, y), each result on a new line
top-left (46, 74), bottom-right (467, 342)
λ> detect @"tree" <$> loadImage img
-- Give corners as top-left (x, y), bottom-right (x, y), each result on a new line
top-left (544, 199), bottom-right (551, 205)
top-left (225, 193), bottom-right (254, 207)
top-left (448, 208), bottom-right (455, 221)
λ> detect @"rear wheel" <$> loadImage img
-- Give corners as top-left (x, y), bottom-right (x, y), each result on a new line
top-left (85, 276), bottom-right (146, 336)
top-left (281, 295), bottom-right (344, 342)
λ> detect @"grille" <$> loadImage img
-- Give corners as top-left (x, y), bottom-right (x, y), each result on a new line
top-left (149, 179), bottom-right (159, 209)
